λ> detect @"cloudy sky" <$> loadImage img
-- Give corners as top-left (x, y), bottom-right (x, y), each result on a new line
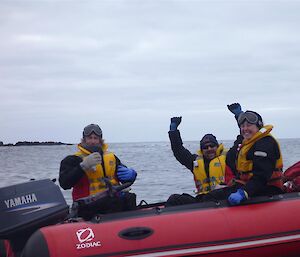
top-left (1, 0), bottom-right (300, 144)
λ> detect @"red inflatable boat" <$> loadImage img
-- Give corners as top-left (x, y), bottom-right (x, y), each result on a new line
top-left (1, 179), bottom-right (300, 257)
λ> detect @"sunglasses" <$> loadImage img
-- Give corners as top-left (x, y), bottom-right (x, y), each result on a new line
top-left (202, 144), bottom-right (217, 150)
top-left (83, 124), bottom-right (102, 137)
top-left (238, 112), bottom-right (260, 126)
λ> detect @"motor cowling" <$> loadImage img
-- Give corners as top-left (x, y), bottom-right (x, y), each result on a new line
top-left (0, 179), bottom-right (69, 239)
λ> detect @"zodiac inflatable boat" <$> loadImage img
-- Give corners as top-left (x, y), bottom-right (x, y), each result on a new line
top-left (1, 179), bottom-right (300, 257)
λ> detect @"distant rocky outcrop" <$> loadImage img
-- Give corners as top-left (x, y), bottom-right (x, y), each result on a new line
top-left (0, 141), bottom-right (73, 147)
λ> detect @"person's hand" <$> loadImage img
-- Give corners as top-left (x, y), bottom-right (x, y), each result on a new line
top-left (117, 165), bottom-right (137, 182)
top-left (228, 189), bottom-right (248, 205)
top-left (170, 116), bottom-right (182, 131)
top-left (80, 152), bottom-right (102, 171)
top-left (227, 103), bottom-right (243, 117)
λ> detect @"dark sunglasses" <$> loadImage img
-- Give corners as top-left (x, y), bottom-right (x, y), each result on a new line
top-left (202, 144), bottom-right (217, 150)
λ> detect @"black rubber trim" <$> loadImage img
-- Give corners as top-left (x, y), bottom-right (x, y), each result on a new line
top-left (92, 192), bottom-right (300, 224)
top-left (0, 240), bottom-right (6, 257)
top-left (22, 230), bottom-right (49, 257)
top-left (119, 226), bottom-right (154, 240)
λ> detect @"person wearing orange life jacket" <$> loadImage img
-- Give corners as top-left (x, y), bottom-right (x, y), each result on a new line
top-left (59, 123), bottom-right (137, 215)
top-left (202, 104), bottom-right (284, 205)
top-left (165, 116), bottom-right (232, 206)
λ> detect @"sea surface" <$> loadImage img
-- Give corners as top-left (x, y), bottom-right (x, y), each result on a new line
top-left (1, 139), bottom-right (300, 205)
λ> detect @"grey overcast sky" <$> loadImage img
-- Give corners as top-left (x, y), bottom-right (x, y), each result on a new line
top-left (1, 0), bottom-right (300, 144)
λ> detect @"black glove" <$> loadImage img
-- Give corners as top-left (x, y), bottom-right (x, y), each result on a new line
top-left (170, 116), bottom-right (182, 131)
top-left (227, 103), bottom-right (243, 117)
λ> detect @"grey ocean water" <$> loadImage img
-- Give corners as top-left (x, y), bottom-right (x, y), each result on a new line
top-left (1, 139), bottom-right (300, 205)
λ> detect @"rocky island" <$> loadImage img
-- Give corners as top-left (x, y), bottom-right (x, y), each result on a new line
top-left (0, 141), bottom-right (73, 147)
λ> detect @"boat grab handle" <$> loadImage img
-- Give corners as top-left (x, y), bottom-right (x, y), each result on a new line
top-left (119, 226), bottom-right (154, 240)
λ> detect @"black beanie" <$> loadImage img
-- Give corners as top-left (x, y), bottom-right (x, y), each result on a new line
top-left (200, 134), bottom-right (219, 149)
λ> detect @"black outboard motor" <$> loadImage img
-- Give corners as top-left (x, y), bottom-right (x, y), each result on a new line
top-left (0, 179), bottom-right (69, 256)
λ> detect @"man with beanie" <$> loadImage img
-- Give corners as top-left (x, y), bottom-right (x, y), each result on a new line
top-left (59, 123), bottom-right (137, 217)
top-left (166, 117), bottom-right (228, 206)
